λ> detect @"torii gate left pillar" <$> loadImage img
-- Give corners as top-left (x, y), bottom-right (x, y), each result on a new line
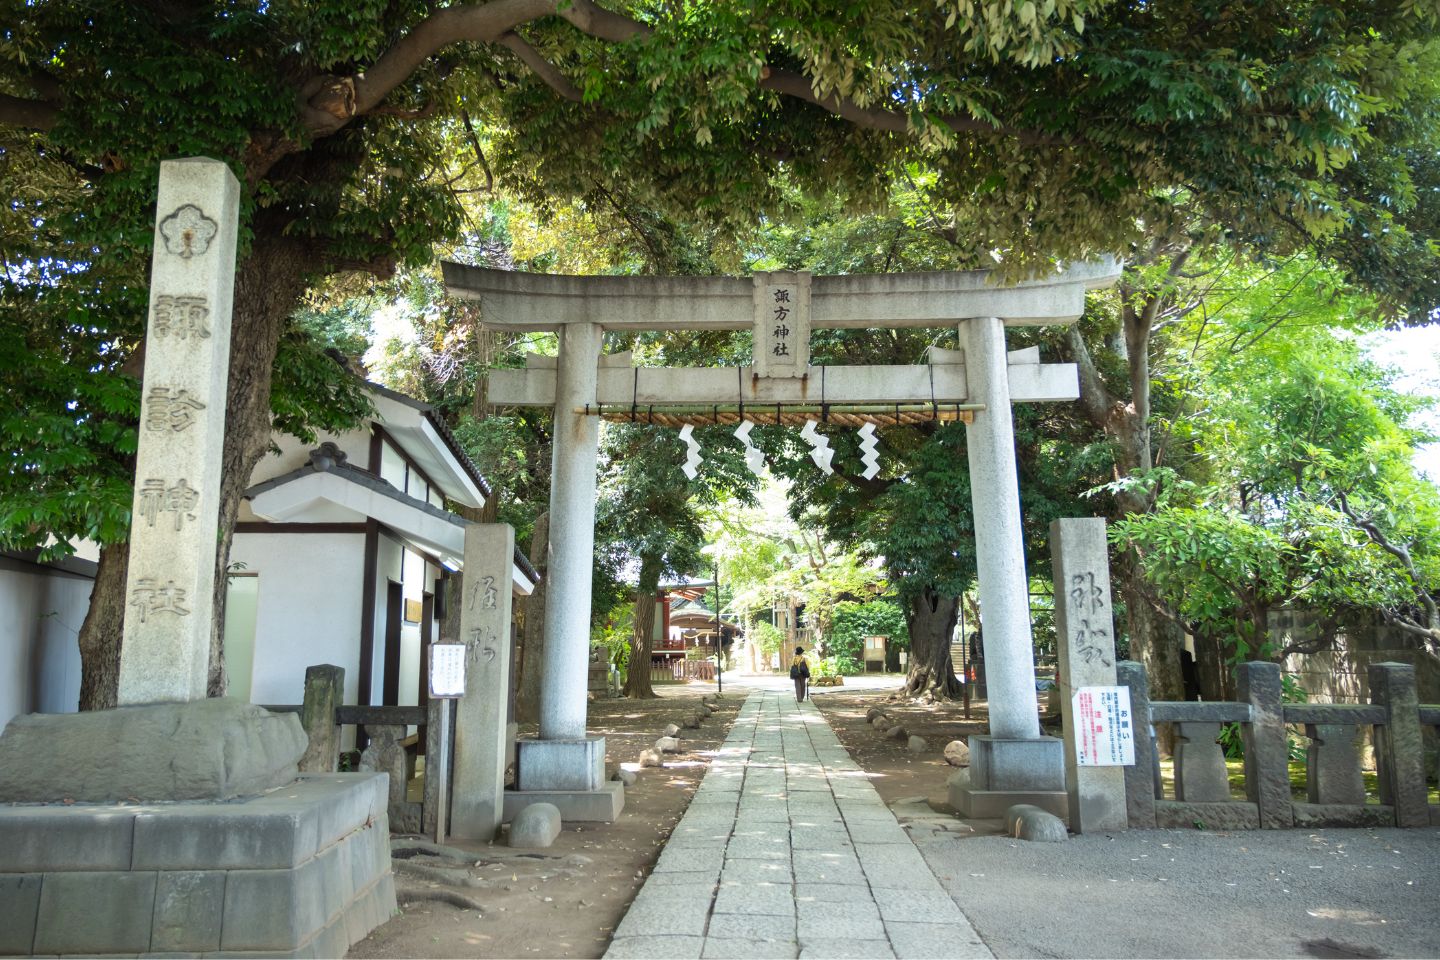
top-left (507, 321), bottom-right (625, 822)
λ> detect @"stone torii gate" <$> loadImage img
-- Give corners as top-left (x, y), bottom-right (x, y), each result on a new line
top-left (442, 259), bottom-right (1121, 820)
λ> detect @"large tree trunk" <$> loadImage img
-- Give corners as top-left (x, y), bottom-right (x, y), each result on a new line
top-left (901, 588), bottom-right (962, 699)
top-left (1067, 310), bottom-right (1187, 717)
top-left (1192, 629), bottom-right (1230, 702)
top-left (76, 543), bottom-right (130, 710)
top-left (516, 512), bottom-right (549, 723)
top-left (623, 553), bottom-right (663, 699)
top-left (207, 232), bottom-right (317, 697)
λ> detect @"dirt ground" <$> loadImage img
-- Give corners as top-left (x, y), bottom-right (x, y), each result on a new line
top-left (349, 683), bottom-right (743, 960)
top-left (805, 680), bottom-right (991, 809)
top-left (348, 676), bottom-right (986, 960)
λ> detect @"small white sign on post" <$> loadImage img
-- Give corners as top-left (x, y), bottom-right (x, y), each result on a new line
top-left (429, 643), bottom-right (467, 699)
top-left (1072, 685), bottom-right (1135, 766)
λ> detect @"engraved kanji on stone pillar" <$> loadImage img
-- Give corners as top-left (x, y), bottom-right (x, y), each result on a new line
top-left (751, 270), bottom-right (811, 378)
top-left (118, 158), bottom-right (239, 705)
top-left (450, 523), bottom-right (516, 840)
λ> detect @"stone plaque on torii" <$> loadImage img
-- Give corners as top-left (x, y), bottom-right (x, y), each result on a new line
top-left (441, 258), bottom-right (1121, 821)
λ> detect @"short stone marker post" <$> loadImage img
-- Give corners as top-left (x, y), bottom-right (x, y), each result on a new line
top-left (298, 664), bottom-right (345, 772)
top-left (450, 523), bottom-right (516, 840)
top-left (117, 157), bottom-right (240, 705)
top-left (1051, 517), bottom-right (1128, 833)
top-left (1115, 660), bottom-right (1157, 828)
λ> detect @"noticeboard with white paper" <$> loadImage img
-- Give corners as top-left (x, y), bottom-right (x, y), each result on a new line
top-left (429, 643), bottom-right (466, 699)
top-left (1071, 685), bottom-right (1135, 766)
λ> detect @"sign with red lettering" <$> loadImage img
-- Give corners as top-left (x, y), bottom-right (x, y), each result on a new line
top-left (1071, 685), bottom-right (1134, 766)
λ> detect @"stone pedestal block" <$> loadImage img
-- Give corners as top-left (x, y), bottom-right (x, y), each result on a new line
top-left (0, 774), bottom-right (395, 957)
top-left (509, 736), bottom-right (623, 822)
top-left (951, 736), bottom-right (1068, 819)
top-left (503, 781), bottom-right (625, 823)
top-left (516, 736), bottom-right (607, 792)
top-left (0, 699), bottom-right (305, 802)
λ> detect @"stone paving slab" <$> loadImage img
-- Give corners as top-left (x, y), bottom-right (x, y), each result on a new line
top-left (643, 869), bottom-right (721, 887)
top-left (703, 938), bottom-right (800, 959)
top-left (793, 881), bottom-right (872, 903)
top-left (795, 900), bottom-right (885, 940)
top-left (707, 912), bottom-right (796, 940)
top-left (713, 881), bottom-right (795, 917)
top-left (799, 939), bottom-right (895, 959)
top-left (606, 688), bottom-right (994, 960)
top-left (885, 922), bottom-right (992, 959)
top-left (607, 935), bottom-right (705, 958)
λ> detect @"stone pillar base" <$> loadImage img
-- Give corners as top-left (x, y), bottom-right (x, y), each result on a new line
top-left (503, 781), bottom-right (626, 823)
top-left (950, 736), bottom-right (1069, 820)
top-left (516, 736), bottom-right (606, 792)
top-left (0, 774), bottom-right (395, 957)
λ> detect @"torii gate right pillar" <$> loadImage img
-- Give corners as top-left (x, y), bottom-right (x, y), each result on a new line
top-left (952, 315), bottom-right (1068, 819)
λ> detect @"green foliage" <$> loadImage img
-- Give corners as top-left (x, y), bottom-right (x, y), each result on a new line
top-left (0, 326), bottom-right (138, 557)
top-left (1110, 257), bottom-right (1440, 663)
top-left (748, 620), bottom-right (786, 659)
top-left (827, 599), bottom-right (907, 662)
top-left (591, 604), bottom-right (633, 674)
top-left (270, 324), bottom-right (374, 447)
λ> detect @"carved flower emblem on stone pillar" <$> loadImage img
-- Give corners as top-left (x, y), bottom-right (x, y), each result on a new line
top-left (159, 204), bottom-right (219, 259)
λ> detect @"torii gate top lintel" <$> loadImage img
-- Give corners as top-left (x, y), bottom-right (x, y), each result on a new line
top-left (439, 256), bottom-right (1121, 332)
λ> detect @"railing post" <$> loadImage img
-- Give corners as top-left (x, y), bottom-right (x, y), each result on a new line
top-left (298, 664), bottom-right (344, 773)
top-left (1116, 660), bottom-right (1156, 828)
top-left (1237, 662), bottom-right (1293, 828)
top-left (422, 697), bottom-right (447, 836)
top-left (1368, 662), bottom-right (1428, 827)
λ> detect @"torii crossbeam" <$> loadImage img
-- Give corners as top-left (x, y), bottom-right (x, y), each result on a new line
top-left (442, 259), bottom-right (1121, 821)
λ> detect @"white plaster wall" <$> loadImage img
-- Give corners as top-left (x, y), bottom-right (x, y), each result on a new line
top-left (249, 426), bottom-right (374, 486)
top-left (228, 532), bottom-right (365, 708)
top-left (379, 441), bottom-right (406, 491)
top-left (0, 562), bottom-right (89, 725)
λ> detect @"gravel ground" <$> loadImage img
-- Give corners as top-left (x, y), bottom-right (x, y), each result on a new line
top-left (915, 825), bottom-right (1440, 959)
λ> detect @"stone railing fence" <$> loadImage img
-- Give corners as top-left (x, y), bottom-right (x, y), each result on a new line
top-left (1117, 660), bottom-right (1438, 830)
top-left (265, 664), bottom-right (444, 835)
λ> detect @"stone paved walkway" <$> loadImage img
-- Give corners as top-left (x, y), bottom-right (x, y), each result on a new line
top-left (604, 689), bottom-right (993, 960)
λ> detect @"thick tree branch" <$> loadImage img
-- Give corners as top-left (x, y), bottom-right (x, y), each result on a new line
top-left (498, 31), bottom-right (583, 102)
top-left (555, 0), bottom-right (649, 42)
top-left (364, 101), bottom-right (440, 120)
top-left (299, 0), bottom-right (1063, 149)
top-left (759, 67), bottom-right (1060, 146)
top-left (0, 93), bottom-right (60, 130)
top-left (1063, 326), bottom-right (1114, 428)
top-left (1336, 490), bottom-right (1440, 634)
top-left (303, 0), bottom-right (559, 134)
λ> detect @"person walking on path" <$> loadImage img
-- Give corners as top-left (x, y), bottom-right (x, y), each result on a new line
top-left (789, 645), bottom-right (810, 702)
